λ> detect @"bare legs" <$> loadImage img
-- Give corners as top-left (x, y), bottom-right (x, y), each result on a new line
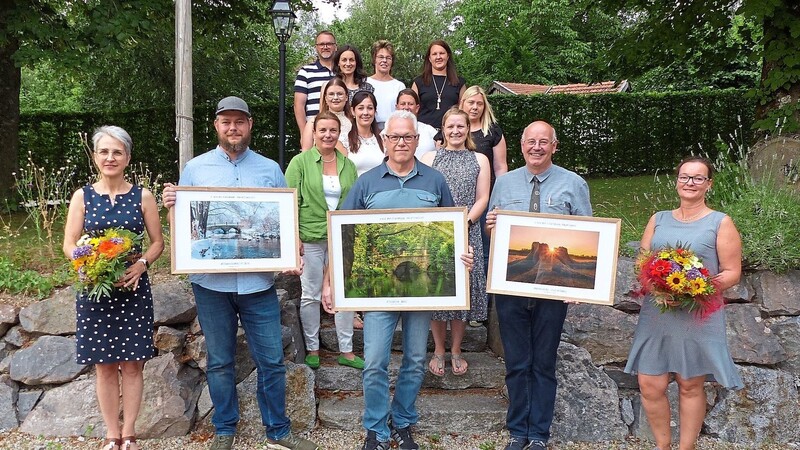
top-left (429, 320), bottom-right (468, 375)
top-left (95, 361), bottom-right (145, 448)
top-left (638, 373), bottom-right (707, 450)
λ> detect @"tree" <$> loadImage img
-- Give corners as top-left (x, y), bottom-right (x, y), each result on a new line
top-left (1, 0), bottom-right (316, 201)
top-left (329, 0), bottom-right (451, 84)
top-left (450, 0), bottom-right (622, 88)
top-left (593, 0), bottom-right (800, 132)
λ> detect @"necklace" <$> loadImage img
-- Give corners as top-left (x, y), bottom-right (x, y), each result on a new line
top-left (677, 207), bottom-right (706, 222)
top-left (432, 75), bottom-right (446, 110)
top-left (321, 153), bottom-right (336, 163)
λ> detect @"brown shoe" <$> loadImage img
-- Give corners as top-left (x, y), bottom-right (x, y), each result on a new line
top-left (121, 436), bottom-right (140, 450)
top-left (101, 437), bottom-right (121, 450)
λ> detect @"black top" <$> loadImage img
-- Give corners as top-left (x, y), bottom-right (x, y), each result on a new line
top-left (472, 123), bottom-right (504, 187)
top-left (413, 75), bottom-right (465, 129)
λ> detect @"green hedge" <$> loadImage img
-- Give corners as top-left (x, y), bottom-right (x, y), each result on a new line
top-left (19, 100), bottom-right (301, 184)
top-left (492, 88), bottom-right (755, 174)
top-left (20, 89), bottom-right (753, 182)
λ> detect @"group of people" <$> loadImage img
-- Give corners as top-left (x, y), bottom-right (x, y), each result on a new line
top-left (62, 29), bottom-right (743, 450)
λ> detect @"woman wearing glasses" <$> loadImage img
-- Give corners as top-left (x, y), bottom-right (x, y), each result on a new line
top-left (366, 40), bottom-right (405, 130)
top-left (625, 156), bottom-right (743, 450)
top-left (287, 111), bottom-right (363, 371)
top-left (412, 40), bottom-right (466, 131)
top-left (420, 107), bottom-right (490, 376)
top-left (333, 44), bottom-right (374, 103)
top-left (301, 78), bottom-right (352, 153)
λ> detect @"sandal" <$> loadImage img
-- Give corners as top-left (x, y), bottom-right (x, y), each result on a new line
top-left (121, 436), bottom-right (139, 450)
top-left (451, 353), bottom-right (468, 376)
top-left (428, 353), bottom-right (446, 377)
top-left (101, 437), bottom-right (121, 450)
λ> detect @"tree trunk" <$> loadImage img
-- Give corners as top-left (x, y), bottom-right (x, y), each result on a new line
top-left (755, 2), bottom-right (800, 132)
top-left (0, 33), bottom-right (20, 203)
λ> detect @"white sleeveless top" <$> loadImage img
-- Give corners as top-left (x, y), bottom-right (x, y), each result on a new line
top-left (348, 135), bottom-right (385, 176)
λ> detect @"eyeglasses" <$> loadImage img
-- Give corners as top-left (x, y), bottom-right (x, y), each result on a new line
top-left (384, 134), bottom-right (418, 144)
top-left (523, 139), bottom-right (553, 147)
top-left (316, 42), bottom-right (336, 48)
top-left (326, 92), bottom-right (345, 98)
top-left (96, 149), bottom-right (126, 159)
top-left (677, 175), bottom-right (710, 184)
top-left (376, 56), bottom-right (393, 61)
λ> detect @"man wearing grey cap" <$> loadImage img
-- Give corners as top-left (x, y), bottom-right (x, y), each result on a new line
top-left (163, 97), bottom-right (319, 450)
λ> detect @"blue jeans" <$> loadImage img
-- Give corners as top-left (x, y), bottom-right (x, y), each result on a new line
top-left (495, 295), bottom-right (568, 443)
top-left (192, 284), bottom-right (291, 440)
top-left (362, 310), bottom-right (432, 442)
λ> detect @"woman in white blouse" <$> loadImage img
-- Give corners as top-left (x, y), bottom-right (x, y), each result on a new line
top-left (346, 90), bottom-right (385, 176)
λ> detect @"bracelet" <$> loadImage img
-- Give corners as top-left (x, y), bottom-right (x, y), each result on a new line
top-left (137, 258), bottom-right (149, 269)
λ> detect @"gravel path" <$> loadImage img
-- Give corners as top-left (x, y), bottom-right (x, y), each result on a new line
top-left (0, 429), bottom-right (795, 450)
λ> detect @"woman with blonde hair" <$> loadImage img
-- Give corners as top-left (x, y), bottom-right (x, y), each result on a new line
top-left (420, 107), bottom-right (490, 376)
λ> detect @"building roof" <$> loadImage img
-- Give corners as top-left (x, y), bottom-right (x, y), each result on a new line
top-left (489, 80), bottom-right (630, 95)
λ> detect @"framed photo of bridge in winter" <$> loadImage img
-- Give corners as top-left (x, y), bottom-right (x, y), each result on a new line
top-left (327, 207), bottom-right (470, 311)
top-left (170, 186), bottom-right (300, 274)
top-left (486, 211), bottom-right (621, 305)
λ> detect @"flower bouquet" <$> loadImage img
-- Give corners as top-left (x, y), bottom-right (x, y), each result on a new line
top-left (69, 227), bottom-right (143, 302)
top-left (635, 244), bottom-right (724, 320)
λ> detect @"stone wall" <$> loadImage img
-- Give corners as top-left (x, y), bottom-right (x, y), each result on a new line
top-left (0, 265), bottom-right (798, 445)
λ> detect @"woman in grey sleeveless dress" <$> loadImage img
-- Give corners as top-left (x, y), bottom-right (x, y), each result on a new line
top-left (420, 107), bottom-right (491, 376)
top-left (625, 157), bottom-right (743, 450)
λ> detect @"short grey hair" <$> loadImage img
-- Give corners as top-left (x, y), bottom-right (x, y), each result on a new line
top-left (381, 110), bottom-right (418, 137)
top-left (92, 125), bottom-right (133, 156)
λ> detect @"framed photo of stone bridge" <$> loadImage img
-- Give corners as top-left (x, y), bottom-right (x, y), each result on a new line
top-left (487, 211), bottom-right (621, 305)
top-left (327, 207), bottom-right (470, 311)
top-left (170, 186), bottom-right (300, 274)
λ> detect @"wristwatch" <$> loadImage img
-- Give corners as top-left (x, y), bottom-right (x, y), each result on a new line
top-left (137, 258), bottom-right (149, 269)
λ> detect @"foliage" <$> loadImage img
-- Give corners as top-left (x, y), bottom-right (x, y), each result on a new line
top-left (451, 0), bottom-right (622, 88)
top-left (491, 89), bottom-right (754, 174)
top-left (329, 0), bottom-right (451, 84)
top-left (0, 256), bottom-right (68, 299)
top-left (593, 0), bottom-right (799, 133)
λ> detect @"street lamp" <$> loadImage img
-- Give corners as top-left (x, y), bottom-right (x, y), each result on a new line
top-left (269, 0), bottom-right (296, 170)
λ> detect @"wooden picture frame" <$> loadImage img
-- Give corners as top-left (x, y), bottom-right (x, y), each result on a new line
top-left (327, 207), bottom-right (470, 311)
top-left (170, 186), bottom-right (300, 274)
top-left (487, 210), bottom-right (621, 305)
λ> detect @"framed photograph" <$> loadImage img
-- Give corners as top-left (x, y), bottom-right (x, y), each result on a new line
top-left (170, 187), bottom-right (300, 274)
top-left (327, 207), bottom-right (470, 311)
top-left (487, 211), bottom-right (621, 305)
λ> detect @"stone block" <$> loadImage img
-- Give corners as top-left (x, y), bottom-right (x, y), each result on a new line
top-left (152, 281), bottom-right (196, 326)
top-left (0, 304), bottom-right (20, 338)
top-left (21, 375), bottom-right (104, 437)
top-left (563, 303), bottom-right (637, 364)
top-left (137, 354), bottom-right (205, 438)
top-left (753, 270), bottom-right (800, 316)
top-left (726, 303), bottom-right (786, 365)
top-left (18, 288), bottom-right (76, 335)
top-left (9, 335), bottom-right (89, 385)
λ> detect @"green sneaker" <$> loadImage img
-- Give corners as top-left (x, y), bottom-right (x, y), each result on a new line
top-left (264, 431), bottom-right (319, 450)
top-left (338, 354), bottom-right (365, 369)
top-left (304, 354), bottom-right (320, 369)
top-left (209, 434), bottom-right (235, 450)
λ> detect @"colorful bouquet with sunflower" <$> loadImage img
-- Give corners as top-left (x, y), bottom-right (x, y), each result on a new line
top-left (69, 227), bottom-right (143, 302)
top-left (635, 244), bottom-right (724, 320)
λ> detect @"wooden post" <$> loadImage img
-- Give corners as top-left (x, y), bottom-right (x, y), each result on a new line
top-left (175, 0), bottom-right (193, 175)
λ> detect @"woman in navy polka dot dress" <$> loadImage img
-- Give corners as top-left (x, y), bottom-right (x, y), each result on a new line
top-left (63, 126), bottom-right (164, 450)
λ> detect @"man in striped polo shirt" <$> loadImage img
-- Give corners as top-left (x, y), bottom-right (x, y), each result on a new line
top-left (293, 30), bottom-right (337, 132)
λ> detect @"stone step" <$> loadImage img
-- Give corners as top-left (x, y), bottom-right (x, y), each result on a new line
top-left (318, 316), bottom-right (488, 353)
top-left (314, 352), bottom-right (505, 391)
top-left (318, 389), bottom-right (507, 433)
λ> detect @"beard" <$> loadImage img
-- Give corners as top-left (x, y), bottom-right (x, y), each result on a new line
top-left (218, 133), bottom-right (251, 154)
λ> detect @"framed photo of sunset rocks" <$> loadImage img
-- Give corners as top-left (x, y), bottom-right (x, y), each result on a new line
top-left (487, 211), bottom-right (621, 305)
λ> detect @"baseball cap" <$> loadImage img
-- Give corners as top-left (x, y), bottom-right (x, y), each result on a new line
top-left (216, 96), bottom-right (251, 117)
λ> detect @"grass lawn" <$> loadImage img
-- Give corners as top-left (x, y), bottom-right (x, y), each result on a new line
top-left (0, 174), bottom-right (673, 299)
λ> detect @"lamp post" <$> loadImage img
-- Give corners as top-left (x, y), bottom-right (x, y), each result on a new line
top-left (269, 0), bottom-right (296, 171)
